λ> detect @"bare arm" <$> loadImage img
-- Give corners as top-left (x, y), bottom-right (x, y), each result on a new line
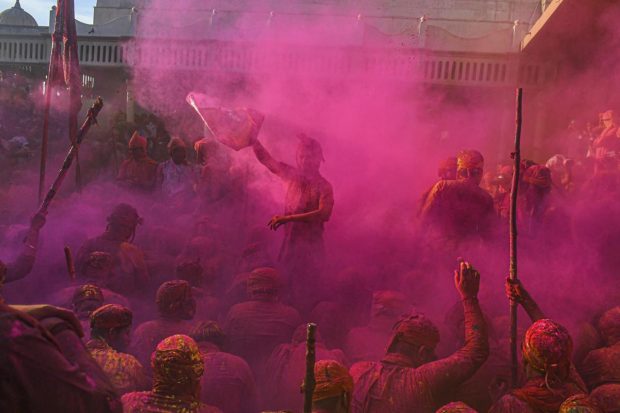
top-left (505, 278), bottom-right (545, 322)
top-left (252, 140), bottom-right (294, 179)
top-left (268, 181), bottom-right (334, 230)
top-left (418, 262), bottom-right (489, 395)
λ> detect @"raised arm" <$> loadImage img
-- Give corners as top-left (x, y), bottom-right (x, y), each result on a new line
top-left (252, 140), bottom-right (294, 179)
top-left (418, 261), bottom-right (489, 394)
top-left (505, 278), bottom-right (545, 322)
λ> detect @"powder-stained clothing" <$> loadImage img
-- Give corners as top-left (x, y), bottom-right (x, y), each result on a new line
top-left (76, 235), bottom-right (149, 295)
top-left (130, 319), bottom-right (195, 372)
top-left (117, 157), bottom-right (158, 191)
top-left (156, 160), bottom-right (196, 199)
top-left (351, 298), bottom-right (488, 413)
top-left (264, 341), bottom-right (347, 411)
top-left (490, 372), bottom-right (586, 413)
top-left (590, 383), bottom-right (620, 413)
top-left (87, 338), bottom-right (149, 395)
top-left (0, 303), bottom-right (121, 413)
top-left (419, 180), bottom-right (495, 245)
top-left (121, 391), bottom-right (222, 413)
top-left (223, 300), bottom-right (302, 371)
top-left (197, 344), bottom-right (257, 413)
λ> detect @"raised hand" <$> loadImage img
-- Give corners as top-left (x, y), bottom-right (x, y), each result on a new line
top-left (454, 260), bottom-right (480, 299)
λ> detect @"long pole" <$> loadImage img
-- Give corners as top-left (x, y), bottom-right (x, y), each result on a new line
top-left (37, 98), bottom-right (103, 216)
top-left (509, 88), bottom-right (523, 387)
top-left (303, 323), bottom-right (317, 413)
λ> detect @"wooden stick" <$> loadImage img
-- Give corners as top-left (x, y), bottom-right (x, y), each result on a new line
top-left (509, 87), bottom-right (523, 387)
top-left (64, 246), bottom-right (76, 282)
top-left (303, 323), bottom-right (317, 413)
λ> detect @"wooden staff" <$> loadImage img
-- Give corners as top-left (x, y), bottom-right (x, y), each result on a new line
top-left (64, 246), bottom-right (76, 281)
top-left (303, 323), bottom-right (317, 413)
top-left (509, 87), bottom-right (523, 387)
top-left (37, 98), bottom-right (103, 216)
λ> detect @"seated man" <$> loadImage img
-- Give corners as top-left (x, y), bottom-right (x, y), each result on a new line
top-left (0, 302), bottom-right (121, 412)
top-left (191, 321), bottom-right (257, 413)
top-left (130, 280), bottom-right (196, 369)
top-left (581, 307), bottom-right (620, 412)
top-left (351, 261), bottom-right (488, 413)
top-left (87, 304), bottom-right (149, 395)
top-left (75, 204), bottom-right (148, 295)
top-left (223, 267), bottom-right (301, 374)
top-left (122, 334), bottom-right (221, 412)
top-left (307, 359), bottom-right (354, 413)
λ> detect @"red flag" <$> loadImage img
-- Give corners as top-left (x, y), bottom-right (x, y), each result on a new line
top-left (39, 0), bottom-right (83, 201)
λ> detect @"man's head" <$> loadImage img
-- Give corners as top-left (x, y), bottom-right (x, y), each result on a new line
top-left (456, 149), bottom-right (484, 185)
top-left (438, 157), bottom-right (457, 180)
top-left (72, 284), bottom-right (104, 319)
top-left (246, 267), bottom-right (280, 301)
top-left (156, 280), bottom-right (196, 320)
top-left (522, 319), bottom-right (572, 382)
top-left (90, 304), bottom-right (133, 352)
top-left (296, 134), bottom-right (324, 175)
top-left (128, 131), bottom-right (147, 160)
top-left (106, 203), bottom-right (142, 242)
top-left (601, 110), bottom-right (615, 128)
top-left (597, 307), bottom-right (620, 346)
top-left (387, 313), bottom-right (440, 367)
top-left (190, 320), bottom-right (225, 349)
top-left (371, 290), bottom-right (409, 320)
top-left (80, 251), bottom-right (114, 282)
top-left (151, 334), bottom-right (204, 396)
top-left (559, 394), bottom-right (602, 413)
top-left (305, 360), bottom-right (353, 413)
top-left (168, 137), bottom-right (187, 165)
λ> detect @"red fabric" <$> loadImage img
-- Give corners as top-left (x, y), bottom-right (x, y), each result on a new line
top-left (511, 376), bottom-right (585, 413)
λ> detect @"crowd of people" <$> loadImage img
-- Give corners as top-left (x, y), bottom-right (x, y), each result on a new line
top-left (2, 77), bottom-right (620, 413)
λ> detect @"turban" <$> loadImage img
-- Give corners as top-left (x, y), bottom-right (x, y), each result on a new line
top-left (128, 131), bottom-right (147, 149)
top-left (168, 137), bottom-right (187, 153)
top-left (436, 401), bottom-right (478, 413)
top-left (297, 134), bottom-right (325, 161)
top-left (456, 149), bottom-right (484, 171)
top-left (190, 321), bottom-right (225, 347)
top-left (306, 360), bottom-right (353, 404)
top-left (372, 290), bottom-right (409, 318)
top-left (152, 334), bottom-right (204, 387)
top-left (391, 313), bottom-right (440, 349)
top-left (546, 154), bottom-right (569, 172)
top-left (90, 304), bottom-right (132, 330)
top-left (559, 394), bottom-right (602, 413)
top-left (156, 280), bottom-right (193, 316)
top-left (523, 165), bottom-right (552, 189)
top-left (247, 267), bottom-right (280, 293)
top-left (107, 203), bottom-right (142, 227)
top-left (597, 307), bottom-right (620, 345)
top-left (72, 284), bottom-right (104, 306)
top-left (522, 319), bottom-right (572, 377)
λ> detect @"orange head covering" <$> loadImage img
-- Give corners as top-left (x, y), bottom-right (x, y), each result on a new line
top-left (436, 401), bottom-right (478, 412)
top-left (304, 360), bottom-right (353, 405)
top-left (390, 313), bottom-right (440, 349)
top-left (456, 149), bottom-right (484, 171)
top-left (128, 131), bottom-right (147, 149)
top-left (90, 304), bottom-right (132, 330)
top-left (559, 394), bottom-right (602, 413)
top-left (597, 307), bottom-right (620, 346)
top-left (522, 319), bottom-right (572, 379)
top-left (156, 280), bottom-right (193, 317)
top-left (152, 334), bottom-right (204, 390)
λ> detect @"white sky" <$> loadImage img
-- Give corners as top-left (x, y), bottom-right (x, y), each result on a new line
top-left (0, 0), bottom-right (96, 25)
